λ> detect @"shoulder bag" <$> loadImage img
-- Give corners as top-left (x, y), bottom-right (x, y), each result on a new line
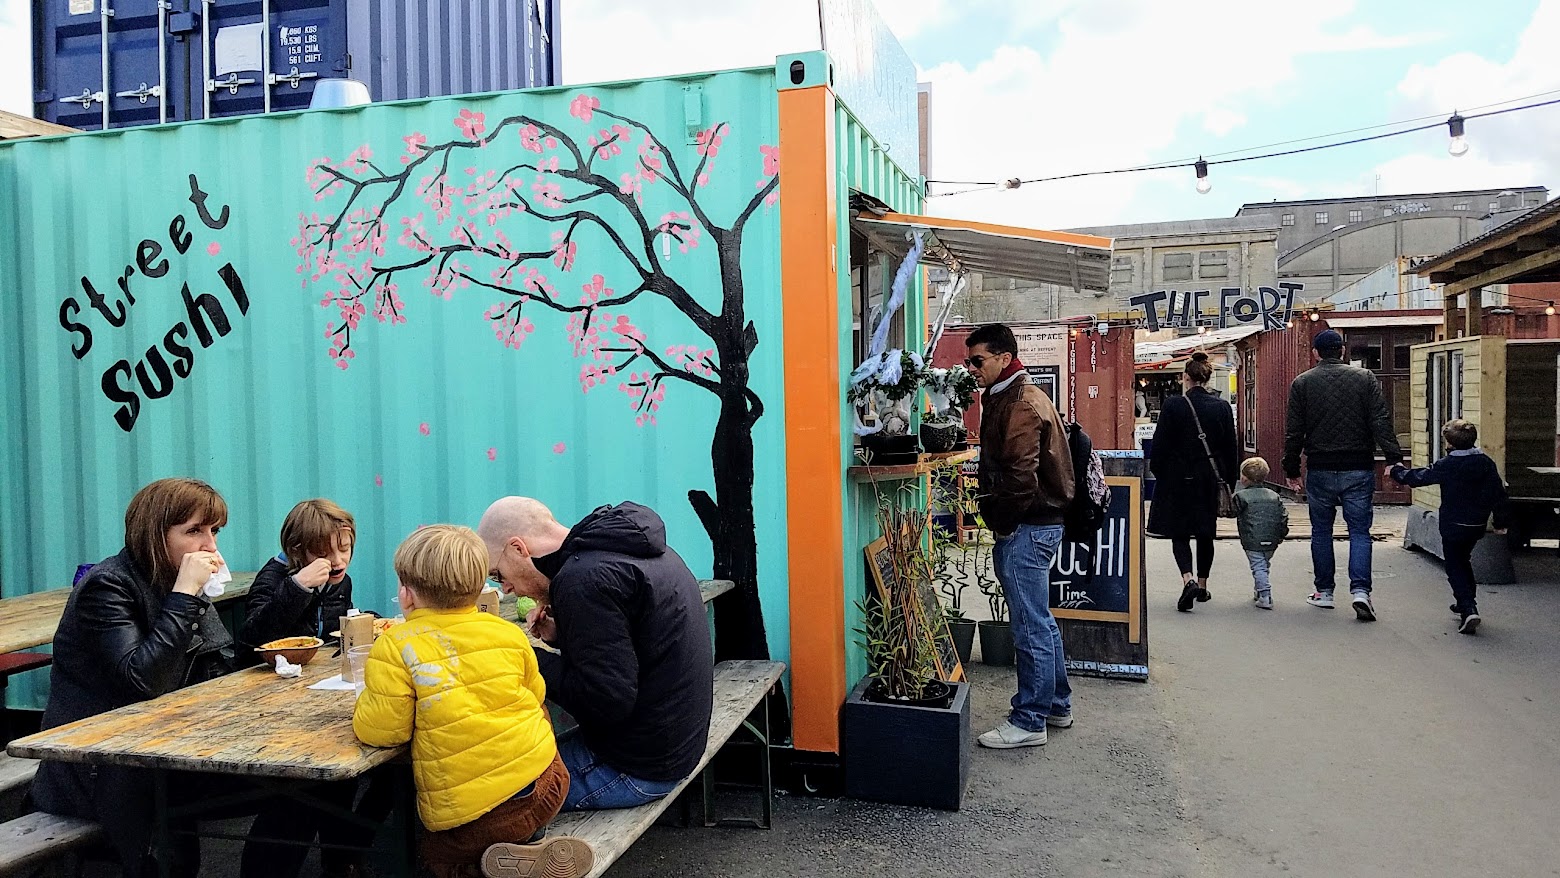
top-left (1183, 394), bottom-right (1237, 519)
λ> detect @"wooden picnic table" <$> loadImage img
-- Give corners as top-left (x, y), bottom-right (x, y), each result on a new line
top-left (0, 572), bottom-right (257, 655)
top-left (7, 657), bottom-right (392, 779)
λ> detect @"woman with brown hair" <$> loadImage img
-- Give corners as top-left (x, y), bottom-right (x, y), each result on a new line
top-left (32, 477), bottom-right (238, 876)
top-left (1148, 352), bottom-right (1239, 612)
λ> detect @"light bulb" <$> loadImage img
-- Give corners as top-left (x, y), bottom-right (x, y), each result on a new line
top-left (1194, 158), bottom-right (1211, 195)
top-left (1547, 302), bottom-right (1557, 316)
top-left (1309, 311), bottom-right (1321, 322)
top-left (1447, 113), bottom-right (1469, 158)
top-left (1196, 176), bottom-right (1212, 195)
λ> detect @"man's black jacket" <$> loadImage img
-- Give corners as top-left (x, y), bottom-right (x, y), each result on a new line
top-left (1283, 357), bottom-right (1403, 478)
top-left (534, 502), bottom-right (714, 782)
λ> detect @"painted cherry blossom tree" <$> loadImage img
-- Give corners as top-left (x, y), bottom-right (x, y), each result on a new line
top-left (294, 95), bottom-right (780, 666)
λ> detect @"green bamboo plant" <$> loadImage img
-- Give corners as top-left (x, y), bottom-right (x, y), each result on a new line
top-left (857, 481), bottom-right (945, 701)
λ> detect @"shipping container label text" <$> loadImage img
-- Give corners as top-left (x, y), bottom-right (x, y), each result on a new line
top-left (57, 175), bottom-right (248, 432)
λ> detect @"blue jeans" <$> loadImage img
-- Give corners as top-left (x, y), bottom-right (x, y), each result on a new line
top-left (1245, 549), bottom-right (1275, 595)
top-left (1305, 469), bottom-right (1375, 594)
top-left (557, 735), bottom-right (681, 812)
top-left (992, 523), bottom-right (1072, 732)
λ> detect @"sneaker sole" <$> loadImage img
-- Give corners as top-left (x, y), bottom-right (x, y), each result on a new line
top-left (1046, 715), bottom-right (1074, 729)
top-left (482, 837), bottom-right (595, 878)
top-left (1352, 598), bottom-right (1376, 622)
top-left (1459, 615), bottom-right (1481, 635)
top-left (978, 733), bottom-right (1047, 749)
top-left (1307, 600), bottom-right (1335, 609)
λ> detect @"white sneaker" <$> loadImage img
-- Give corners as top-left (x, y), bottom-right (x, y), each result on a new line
top-left (1307, 591), bottom-right (1335, 609)
top-left (1351, 591), bottom-right (1376, 622)
top-left (978, 720), bottom-right (1047, 749)
top-left (1255, 592), bottom-right (1273, 610)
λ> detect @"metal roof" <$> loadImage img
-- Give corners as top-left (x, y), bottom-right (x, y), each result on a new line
top-left (1414, 196), bottom-right (1560, 284)
top-left (1323, 314), bottom-right (1445, 329)
top-left (853, 212), bottom-right (1113, 291)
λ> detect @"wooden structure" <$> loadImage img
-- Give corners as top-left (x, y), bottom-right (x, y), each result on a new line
top-left (1419, 198), bottom-right (1560, 340)
top-left (0, 573), bottom-right (256, 655)
top-left (0, 112), bottom-right (73, 141)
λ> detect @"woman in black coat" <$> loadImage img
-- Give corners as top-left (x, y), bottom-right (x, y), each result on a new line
top-left (32, 478), bottom-right (238, 876)
top-left (1148, 352), bottom-right (1239, 612)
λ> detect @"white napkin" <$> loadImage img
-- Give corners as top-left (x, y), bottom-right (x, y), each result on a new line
top-left (308, 673), bottom-right (357, 691)
top-left (203, 562), bottom-right (233, 598)
top-left (273, 654), bottom-right (302, 678)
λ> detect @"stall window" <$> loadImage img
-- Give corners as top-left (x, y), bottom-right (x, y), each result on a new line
top-left (851, 232), bottom-right (905, 367)
top-left (1198, 251), bottom-right (1228, 279)
top-left (1315, 211), bottom-right (1329, 225)
top-left (1242, 348), bottom-right (1258, 451)
top-left (1428, 350), bottom-right (1465, 463)
top-left (1348, 209), bottom-right (1363, 223)
top-left (1393, 343), bottom-right (1413, 371)
top-left (1348, 337), bottom-right (1383, 371)
top-left (1162, 253), bottom-right (1193, 282)
top-left (1281, 213), bottom-right (1295, 227)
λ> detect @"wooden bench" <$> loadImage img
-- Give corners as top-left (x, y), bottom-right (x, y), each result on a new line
top-left (533, 659), bottom-right (786, 878)
top-left (0, 754), bottom-right (39, 798)
top-left (0, 811), bottom-right (104, 877)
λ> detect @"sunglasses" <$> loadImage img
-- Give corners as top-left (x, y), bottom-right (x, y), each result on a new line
top-left (964, 354), bottom-right (1001, 369)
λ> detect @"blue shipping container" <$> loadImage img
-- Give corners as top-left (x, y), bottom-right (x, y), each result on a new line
top-left (33, 0), bottom-right (563, 130)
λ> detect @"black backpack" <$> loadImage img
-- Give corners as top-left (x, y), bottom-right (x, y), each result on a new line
top-left (1063, 421), bottom-right (1111, 545)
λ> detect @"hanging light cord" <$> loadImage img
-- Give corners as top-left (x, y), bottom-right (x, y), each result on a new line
top-left (927, 94), bottom-right (1560, 197)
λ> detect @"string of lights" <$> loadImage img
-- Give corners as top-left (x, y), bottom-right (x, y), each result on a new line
top-left (927, 92), bottom-right (1560, 198)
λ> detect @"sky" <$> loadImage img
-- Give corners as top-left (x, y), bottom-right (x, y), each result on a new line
top-left (2, 0), bottom-right (1556, 230)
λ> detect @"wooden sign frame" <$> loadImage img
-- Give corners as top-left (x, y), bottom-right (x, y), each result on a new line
top-left (1050, 475), bottom-right (1143, 644)
top-left (865, 531), bottom-right (965, 683)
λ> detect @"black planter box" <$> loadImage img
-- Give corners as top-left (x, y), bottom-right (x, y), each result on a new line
top-left (842, 676), bottom-right (971, 811)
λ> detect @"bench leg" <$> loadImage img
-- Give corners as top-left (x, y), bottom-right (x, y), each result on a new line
top-left (704, 687), bottom-right (774, 830)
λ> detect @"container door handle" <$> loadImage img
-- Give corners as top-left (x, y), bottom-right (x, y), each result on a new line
top-left (268, 67), bottom-right (319, 89)
top-left (209, 73), bottom-right (257, 95)
top-left (60, 89), bottom-right (108, 108)
top-left (116, 82), bottom-right (163, 103)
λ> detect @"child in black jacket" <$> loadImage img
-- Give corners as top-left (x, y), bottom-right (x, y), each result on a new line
top-left (242, 498), bottom-right (356, 652)
top-left (1390, 420), bottom-right (1509, 634)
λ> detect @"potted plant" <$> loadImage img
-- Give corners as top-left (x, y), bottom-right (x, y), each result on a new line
top-left (974, 535), bottom-right (1014, 666)
top-left (919, 365), bottom-right (978, 453)
top-left (844, 487), bottom-right (971, 811)
top-left (849, 349), bottom-right (925, 465)
top-left (930, 471), bottom-right (976, 664)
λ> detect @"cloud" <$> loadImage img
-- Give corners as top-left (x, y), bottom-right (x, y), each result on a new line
top-left (920, 0), bottom-right (1436, 227)
top-left (1370, 0), bottom-right (1558, 196)
top-left (0, 6), bottom-right (29, 116)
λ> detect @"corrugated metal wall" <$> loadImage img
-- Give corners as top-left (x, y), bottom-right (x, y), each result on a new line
top-left (833, 101), bottom-right (924, 687)
top-left (0, 66), bottom-right (788, 708)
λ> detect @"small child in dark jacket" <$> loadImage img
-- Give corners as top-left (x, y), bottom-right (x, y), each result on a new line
top-left (1390, 419), bottom-right (1509, 634)
top-left (242, 498), bottom-right (356, 653)
top-left (1231, 458), bottom-right (1289, 610)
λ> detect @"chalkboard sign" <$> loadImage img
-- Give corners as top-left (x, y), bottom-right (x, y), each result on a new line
top-left (866, 535), bottom-right (965, 683)
top-left (1050, 476), bottom-right (1144, 647)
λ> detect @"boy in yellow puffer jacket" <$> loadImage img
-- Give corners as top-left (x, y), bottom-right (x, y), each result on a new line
top-left (353, 525), bottom-right (593, 878)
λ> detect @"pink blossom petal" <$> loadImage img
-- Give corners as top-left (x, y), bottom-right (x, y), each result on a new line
top-left (419, 422), bottom-right (431, 436)
top-left (552, 442), bottom-right (567, 454)
top-left (486, 447), bottom-right (498, 461)
top-left (206, 241), bottom-right (221, 256)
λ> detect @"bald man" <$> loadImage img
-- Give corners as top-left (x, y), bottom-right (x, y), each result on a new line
top-left (478, 498), bottom-right (713, 812)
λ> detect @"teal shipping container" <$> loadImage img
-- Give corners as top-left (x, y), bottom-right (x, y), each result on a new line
top-left (0, 50), bottom-right (1108, 768)
top-left (0, 52), bottom-right (929, 763)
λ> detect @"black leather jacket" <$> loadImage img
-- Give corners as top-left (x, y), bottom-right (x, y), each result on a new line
top-left (31, 547), bottom-right (236, 873)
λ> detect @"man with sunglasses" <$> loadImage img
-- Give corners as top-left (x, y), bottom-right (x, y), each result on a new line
top-left (965, 324), bottom-right (1077, 749)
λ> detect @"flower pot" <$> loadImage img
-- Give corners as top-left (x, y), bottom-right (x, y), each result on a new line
top-left (843, 676), bottom-right (971, 811)
top-left (978, 619), bottom-right (1015, 666)
top-left (920, 420), bottom-right (963, 454)
top-left (860, 431), bottom-right (920, 466)
top-left (947, 617), bottom-right (976, 665)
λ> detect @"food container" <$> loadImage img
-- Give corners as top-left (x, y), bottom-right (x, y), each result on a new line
top-left (257, 636), bottom-right (323, 666)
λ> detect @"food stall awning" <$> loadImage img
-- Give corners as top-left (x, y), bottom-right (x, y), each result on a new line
top-left (1134, 325), bottom-right (1261, 366)
top-left (852, 212), bottom-right (1113, 292)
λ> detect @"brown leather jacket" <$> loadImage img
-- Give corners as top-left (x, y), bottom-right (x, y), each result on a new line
top-left (976, 372), bottom-right (1075, 534)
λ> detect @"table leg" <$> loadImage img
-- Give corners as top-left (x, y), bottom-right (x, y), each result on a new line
top-left (152, 768), bottom-right (173, 878)
top-left (395, 767), bottom-right (418, 878)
